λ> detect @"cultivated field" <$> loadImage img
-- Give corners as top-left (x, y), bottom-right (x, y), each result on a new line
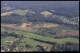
top-left (43, 23), bottom-right (59, 28)
top-left (1, 26), bottom-right (79, 51)
top-left (1, 36), bottom-right (16, 45)
top-left (1, 12), bottom-right (13, 16)
top-left (58, 30), bottom-right (79, 36)
top-left (41, 11), bottom-right (52, 17)
top-left (32, 22), bottom-right (59, 28)
top-left (19, 38), bottom-right (41, 51)
top-left (1, 9), bottom-right (29, 16)
top-left (11, 10), bottom-right (29, 16)
top-left (1, 26), bottom-right (79, 44)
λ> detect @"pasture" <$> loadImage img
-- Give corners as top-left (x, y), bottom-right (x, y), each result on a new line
top-left (1, 27), bottom-right (79, 44)
top-left (1, 27), bottom-right (5, 31)
top-left (1, 36), bottom-right (16, 44)
top-left (1, 26), bottom-right (79, 44)
top-left (1, 9), bottom-right (29, 16)
top-left (11, 10), bottom-right (29, 16)
top-left (18, 38), bottom-right (41, 51)
top-left (1, 26), bottom-right (79, 51)
top-left (41, 11), bottom-right (52, 17)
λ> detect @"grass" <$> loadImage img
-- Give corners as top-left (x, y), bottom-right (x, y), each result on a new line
top-left (11, 29), bottom-right (79, 44)
top-left (1, 36), bottom-right (16, 44)
top-left (11, 10), bottom-right (29, 16)
top-left (18, 38), bottom-right (41, 51)
top-left (1, 27), bottom-right (79, 51)
top-left (1, 27), bottom-right (5, 31)
top-left (1, 27), bottom-right (79, 44)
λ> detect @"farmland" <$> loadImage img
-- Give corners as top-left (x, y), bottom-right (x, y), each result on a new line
top-left (1, 9), bottom-right (29, 16)
top-left (1, 27), bottom-right (5, 31)
top-left (41, 11), bottom-right (52, 17)
top-left (1, 26), bottom-right (79, 44)
top-left (1, 22), bottom-right (79, 44)
top-left (1, 1), bottom-right (79, 52)
top-left (1, 26), bottom-right (79, 51)
top-left (1, 36), bottom-right (16, 45)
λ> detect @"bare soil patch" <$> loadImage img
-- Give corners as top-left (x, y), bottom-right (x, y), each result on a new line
top-left (41, 11), bottom-right (52, 17)
top-left (1, 12), bottom-right (13, 16)
top-left (20, 23), bottom-right (32, 28)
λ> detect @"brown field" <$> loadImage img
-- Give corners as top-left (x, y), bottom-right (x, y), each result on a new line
top-left (43, 23), bottom-right (59, 28)
top-left (1, 23), bottom-right (37, 32)
top-left (1, 12), bottom-right (13, 16)
top-left (33, 23), bottom-right (59, 28)
top-left (58, 30), bottom-right (79, 36)
top-left (1, 10), bottom-right (28, 16)
top-left (1, 23), bottom-right (78, 37)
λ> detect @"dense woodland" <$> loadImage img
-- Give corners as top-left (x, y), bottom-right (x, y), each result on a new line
top-left (1, 31), bottom-right (26, 39)
top-left (1, 1), bottom-right (79, 18)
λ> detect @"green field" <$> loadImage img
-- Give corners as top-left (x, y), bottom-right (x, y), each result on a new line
top-left (1, 27), bottom-right (5, 31)
top-left (18, 38), bottom-right (41, 51)
top-left (15, 30), bottom-right (79, 44)
top-left (1, 27), bottom-right (79, 51)
top-left (1, 36), bottom-right (16, 44)
top-left (1, 27), bottom-right (79, 44)
top-left (11, 10), bottom-right (29, 16)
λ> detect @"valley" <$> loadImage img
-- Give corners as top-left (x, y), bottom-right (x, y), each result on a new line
top-left (1, 1), bottom-right (79, 52)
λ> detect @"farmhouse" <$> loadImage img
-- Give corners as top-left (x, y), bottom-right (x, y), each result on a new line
top-left (40, 43), bottom-right (53, 51)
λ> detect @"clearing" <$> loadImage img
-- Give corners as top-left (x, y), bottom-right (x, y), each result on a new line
top-left (1, 9), bottom-right (29, 16)
top-left (20, 23), bottom-right (32, 28)
top-left (41, 11), bottom-right (52, 17)
top-left (43, 23), bottom-right (59, 28)
top-left (1, 12), bottom-right (13, 16)
top-left (1, 36), bottom-right (16, 44)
